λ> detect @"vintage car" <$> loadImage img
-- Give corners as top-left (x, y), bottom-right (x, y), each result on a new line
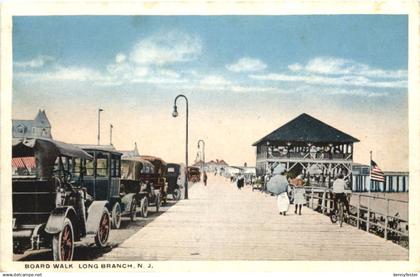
top-left (12, 138), bottom-right (111, 261)
top-left (139, 155), bottom-right (168, 206)
top-left (188, 166), bottom-right (201, 183)
top-left (120, 157), bottom-right (160, 218)
top-left (164, 163), bottom-right (183, 201)
top-left (80, 148), bottom-right (137, 229)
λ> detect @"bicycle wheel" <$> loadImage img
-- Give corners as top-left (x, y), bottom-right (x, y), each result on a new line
top-left (339, 202), bottom-right (344, 228)
top-left (330, 209), bottom-right (339, 223)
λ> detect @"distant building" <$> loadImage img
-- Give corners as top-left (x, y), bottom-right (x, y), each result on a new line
top-left (13, 110), bottom-right (52, 139)
top-left (253, 113), bottom-right (359, 188)
top-left (206, 159), bottom-right (229, 174)
top-left (352, 163), bottom-right (409, 192)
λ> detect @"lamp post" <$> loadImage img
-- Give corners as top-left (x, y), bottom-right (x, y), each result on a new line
top-left (110, 123), bottom-right (113, 146)
top-left (172, 94), bottom-right (189, 199)
top-left (197, 139), bottom-right (205, 175)
top-left (97, 108), bottom-right (104, 145)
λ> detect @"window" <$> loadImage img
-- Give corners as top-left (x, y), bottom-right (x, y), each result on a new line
top-left (111, 158), bottom-right (120, 177)
top-left (72, 158), bottom-right (82, 177)
top-left (16, 125), bottom-right (25, 134)
top-left (86, 159), bottom-right (94, 176)
top-left (96, 158), bottom-right (108, 177)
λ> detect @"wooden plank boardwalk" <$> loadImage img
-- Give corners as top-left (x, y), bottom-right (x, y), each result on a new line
top-left (99, 175), bottom-right (408, 261)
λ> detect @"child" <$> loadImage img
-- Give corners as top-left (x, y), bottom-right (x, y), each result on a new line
top-left (291, 175), bottom-right (306, 215)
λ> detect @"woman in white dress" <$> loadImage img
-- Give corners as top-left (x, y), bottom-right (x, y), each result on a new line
top-left (291, 175), bottom-right (306, 215)
top-left (267, 164), bottom-right (290, 216)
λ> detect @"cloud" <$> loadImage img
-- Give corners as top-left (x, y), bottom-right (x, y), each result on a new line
top-left (226, 57), bottom-right (267, 72)
top-left (288, 63), bottom-right (303, 72)
top-left (16, 65), bottom-right (106, 82)
top-left (115, 53), bottom-right (127, 64)
top-left (129, 31), bottom-right (202, 65)
top-left (14, 55), bottom-right (54, 68)
top-left (250, 56), bottom-right (407, 89)
top-left (249, 72), bottom-right (407, 88)
top-left (291, 56), bottom-right (407, 79)
top-left (200, 75), bottom-right (232, 86)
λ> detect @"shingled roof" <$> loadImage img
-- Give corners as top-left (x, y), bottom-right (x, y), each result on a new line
top-left (252, 113), bottom-right (359, 146)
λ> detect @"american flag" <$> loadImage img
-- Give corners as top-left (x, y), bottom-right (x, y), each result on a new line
top-left (371, 160), bottom-right (385, 182)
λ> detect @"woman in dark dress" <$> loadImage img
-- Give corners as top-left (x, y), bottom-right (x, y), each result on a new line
top-left (237, 174), bottom-right (244, 189)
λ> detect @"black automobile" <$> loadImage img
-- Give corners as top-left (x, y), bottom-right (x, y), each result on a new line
top-left (165, 163), bottom-right (182, 201)
top-left (80, 148), bottom-right (137, 229)
top-left (12, 138), bottom-right (111, 261)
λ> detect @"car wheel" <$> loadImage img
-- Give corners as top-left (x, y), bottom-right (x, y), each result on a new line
top-left (156, 194), bottom-right (160, 212)
top-left (130, 199), bottom-right (138, 222)
top-left (111, 202), bottom-right (122, 229)
top-left (52, 218), bottom-right (74, 261)
top-left (173, 189), bottom-right (181, 201)
top-left (140, 197), bottom-right (149, 218)
top-left (95, 209), bottom-right (110, 247)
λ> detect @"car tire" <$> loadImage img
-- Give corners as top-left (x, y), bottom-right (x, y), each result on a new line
top-left (111, 202), bottom-right (122, 229)
top-left (130, 199), bottom-right (137, 222)
top-left (172, 189), bottom-right (181, 201)
top-left (140, 197), bottom-right (149, 218)
top-left (52, 218), bottom-right (74, 261)
top-left (156, 194), bottom-right (160, 212)
top-left (95, 208), bottom-right (110, 247)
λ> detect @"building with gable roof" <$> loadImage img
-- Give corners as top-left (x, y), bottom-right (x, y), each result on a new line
top-left (12, 110), bottom-right (52, 139)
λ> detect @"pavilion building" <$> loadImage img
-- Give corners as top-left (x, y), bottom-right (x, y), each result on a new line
top-left (252, 113), bottom-right (359, 188)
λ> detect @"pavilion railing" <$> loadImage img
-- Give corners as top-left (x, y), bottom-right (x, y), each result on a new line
top-left (304, 186), bottom-right (409, 248)
top-left (257, 152), bottom-right (352, 161)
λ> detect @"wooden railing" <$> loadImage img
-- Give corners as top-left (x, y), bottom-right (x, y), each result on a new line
top-left (304, 186), bottom-right (409, 248)
top-left (256, 152), bottom-right (352, 161)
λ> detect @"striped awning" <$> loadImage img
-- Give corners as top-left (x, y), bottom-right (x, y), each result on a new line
top-left (12, 157), bottom-right (36, 169)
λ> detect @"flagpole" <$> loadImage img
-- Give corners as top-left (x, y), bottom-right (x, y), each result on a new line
top-left (368, 150), bottom-right (372, 232)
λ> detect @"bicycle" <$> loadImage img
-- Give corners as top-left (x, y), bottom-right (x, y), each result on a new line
top-left (330, 194), bottom-right (347, 227)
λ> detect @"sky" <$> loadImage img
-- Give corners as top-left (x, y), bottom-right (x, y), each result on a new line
top-left (12, 15), bottom-right (408, 171)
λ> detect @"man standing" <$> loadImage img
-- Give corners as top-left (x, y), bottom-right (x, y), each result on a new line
top-left (332, 173), bottom-right (350, 213)
top-left (203, 171), bottom-right (208, 186)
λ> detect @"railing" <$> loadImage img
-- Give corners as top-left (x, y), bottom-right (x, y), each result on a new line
top-left (256, 152), bottom-right (351, 161)
top-left (304, 186), bottom-right (409, 248)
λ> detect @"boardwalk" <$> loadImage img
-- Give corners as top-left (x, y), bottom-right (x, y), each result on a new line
top-left (99, 175), bottom-right (408, 261)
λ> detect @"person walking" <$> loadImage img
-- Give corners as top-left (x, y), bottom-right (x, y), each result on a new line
top-left (266, 165), bottom-right (290, 216)
top-left (237, 173), bottom-right (244, 190)
top-left (203, 171), bottom-right (208, 186)
top-left (292, 175), bottom-right (306, 215)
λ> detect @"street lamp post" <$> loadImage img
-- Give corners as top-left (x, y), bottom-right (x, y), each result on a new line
top-left (110, 123), bottom-right (113, 146)
top-left (197, 139), bottom-right (205, 175)
top-left (172, 94), bottom-right (189, 199)
top-left (97, 108), bottom-right (104, 145)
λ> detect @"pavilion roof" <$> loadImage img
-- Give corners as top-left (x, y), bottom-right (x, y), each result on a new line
top-left (252, 113), bottom-right (359, 146)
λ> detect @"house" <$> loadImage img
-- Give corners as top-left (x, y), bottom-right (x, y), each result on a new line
top-left (206, 159), bottom-right (229, 174)
top-left (13, 110), bottom-right (52, 138)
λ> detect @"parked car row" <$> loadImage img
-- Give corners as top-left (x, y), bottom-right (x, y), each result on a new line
top-left (11, 137), bottom-right (185, 261)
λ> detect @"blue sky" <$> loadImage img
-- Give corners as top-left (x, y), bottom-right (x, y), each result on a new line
top-left (12, 16), bottom-right (408, 170)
